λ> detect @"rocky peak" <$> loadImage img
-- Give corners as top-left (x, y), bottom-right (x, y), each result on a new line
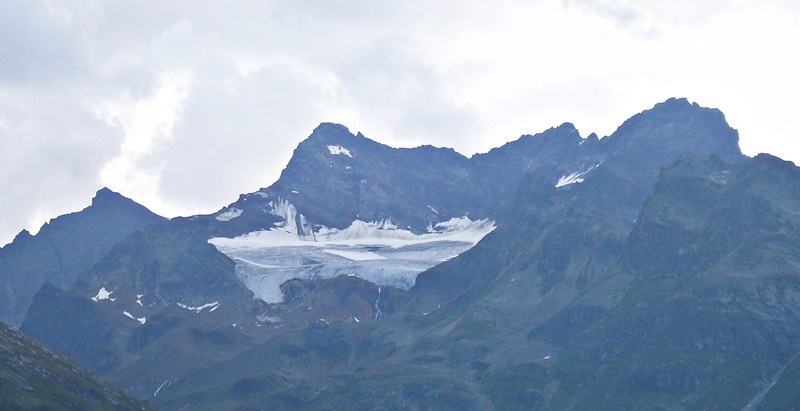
top-left (301, 122), bottom-right (361, 148)
top-left (9, 229), bottom-right (33, 244)
top-left (0, 188), bottom-right (165, 326)
top-left (606, 98), bottom-right (742, 161)
top-left (90, 187), bottom-right (124, 207)
top-left (83, 188), bottom-right (157, 220)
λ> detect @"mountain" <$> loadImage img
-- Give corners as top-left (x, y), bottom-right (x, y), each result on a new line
top-left (21, 218), bottom-right (265, 388)
top-left (0, 187), bottom-right (165, 326)
top-left (150, 120), bottom-right (800, 409)
top-left (19, 97), bottom-right (800, 409)
top-left (0, 320), bottom-right (154, 410)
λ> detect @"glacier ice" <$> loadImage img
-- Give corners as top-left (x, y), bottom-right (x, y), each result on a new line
top-left (209, 200), bottom-right (495, 303)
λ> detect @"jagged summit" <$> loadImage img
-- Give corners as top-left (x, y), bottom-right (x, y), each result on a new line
top-left (300, 122), bottom-right (363, 148)
top-left (10, 229), bottom-right (33, 244)
top-left (606, 98), bottom-right (742, 161)
top-left (311, 122), bottom-right (352, 135)
top-left (91, 186), bottom-right (120, 205)
top-left (0, 188), bottom-right (165, 326)
top-left (90, 187), bottom-right (139, 210)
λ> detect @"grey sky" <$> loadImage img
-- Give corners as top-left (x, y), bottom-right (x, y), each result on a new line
top-left (1, 0), bottom-right (799, 245)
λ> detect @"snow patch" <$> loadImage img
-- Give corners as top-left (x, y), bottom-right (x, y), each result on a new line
top-left (154, 380), bottom-right (170, 397)
top-left (327, 145), bottom-right (353, 157)
top-left (123, 311), bottom-right (146, 324)
top-left (177, 301), bottom-right (220, 313)
top-left (91, 287), bottom-right (116, 302)
top-left (555, 163), bottom-right (601, 188)
top-left (216, 208), bottom-right (243, 221)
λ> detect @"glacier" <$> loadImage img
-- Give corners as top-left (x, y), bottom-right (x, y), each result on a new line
top-left (209, 199), bottom-right (495, 303)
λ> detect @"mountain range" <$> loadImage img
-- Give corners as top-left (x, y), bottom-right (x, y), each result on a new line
top-left (3, 97), bottom-right (799, 409)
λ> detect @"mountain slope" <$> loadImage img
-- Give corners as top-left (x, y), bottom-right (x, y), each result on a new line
top-left (21, 218), bottom-right (265, 387)
top-left (0, 188), bottom-right (165, 326)
top-left (517, 153), bottom-right (800, 409)
top-left (0, 321), bottom-right (154, 410)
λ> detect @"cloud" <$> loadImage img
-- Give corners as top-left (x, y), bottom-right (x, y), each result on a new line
top-left (0, 1), bottom-right (92, 84)
top-left (151, 56), bottom-right (338, 213)
top-left (332, 36), bottom-right (484, 150)
top-left (1, 0), bottom-right (799, 245)
top-left (562, 0), bottom-right (645, 30)
top-left (0, 87), bottom-right (122, 240)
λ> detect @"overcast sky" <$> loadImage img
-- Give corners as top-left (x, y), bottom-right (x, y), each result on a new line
top-left (1, 0), bottom-right (798, 245)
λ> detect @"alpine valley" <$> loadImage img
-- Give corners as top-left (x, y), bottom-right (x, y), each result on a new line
top-left (3, 98), bottom-right (800, 409)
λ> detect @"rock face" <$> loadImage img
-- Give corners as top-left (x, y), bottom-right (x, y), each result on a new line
top-left (0, 321), bottom-right (154, 410)
top-left (19, 98), bottom-right (800, 409)
top-left (401, 152), bottom-right (800, 410)
top-left (0, 188), bottom-right (165, 326)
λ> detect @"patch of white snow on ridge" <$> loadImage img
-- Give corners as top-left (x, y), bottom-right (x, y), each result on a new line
top-left (555, 163), bottom-right (601, 188)
top-left (216, 208), bottom-right (243, 221)
top-left (123, 311), bottom-right (146, 324)
top-left (177, 302), bottom-right (220, 313)
top-left (209, 199), bottom-right (495, 304)
top-left (327, 145), bottom-right (353, 158)
top-left (91, 287), bottom-right (116, 302)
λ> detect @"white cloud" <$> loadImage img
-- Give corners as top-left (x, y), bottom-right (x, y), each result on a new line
top-left (97, 69), bottom-right (194, 214)
top-left (1, 0), bottom-right (799, 245)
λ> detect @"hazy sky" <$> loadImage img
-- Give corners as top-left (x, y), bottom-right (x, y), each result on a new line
top-left (1, 0), bottom-right (799, 245)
